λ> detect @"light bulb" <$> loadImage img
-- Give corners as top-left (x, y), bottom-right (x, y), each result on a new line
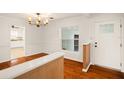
top-left (38, 16), bottom-right (41, 21)
top-left (45, 19), bottom-right (48, 24)
top-left (28, 16), bottom-right (32, 21)
top-left (36, 20), bottom-right (39, 25)
top-left (43, 20), bottom-right (46, 25)
top-left (43, 21), bottom-right (46, 25)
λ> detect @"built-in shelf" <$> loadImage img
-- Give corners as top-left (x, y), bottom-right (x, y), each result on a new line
top-left (74, 34), bottom-right (79, 51)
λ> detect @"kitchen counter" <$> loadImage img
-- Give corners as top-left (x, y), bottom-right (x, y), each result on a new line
top-left (0, 52), bottom-right (64, 79)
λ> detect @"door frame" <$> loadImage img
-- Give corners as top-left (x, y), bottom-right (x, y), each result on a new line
top-left (92, 19), bottom-right (123, 72)
top-left (10, 25), bottom-right (26, 59)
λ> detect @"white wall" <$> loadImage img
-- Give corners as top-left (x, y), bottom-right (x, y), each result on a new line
top-left (0, 15), bottom-right (43, 63)
top-left (25, 25), bottom-right (44, 56)
top-left (42, 16), bottom-right (91, 62)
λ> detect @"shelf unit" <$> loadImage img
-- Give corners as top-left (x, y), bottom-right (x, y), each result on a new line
top-left (74, 34), bottom-right (79, 51)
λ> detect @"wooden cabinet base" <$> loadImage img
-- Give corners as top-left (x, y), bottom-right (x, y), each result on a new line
top-left (15, 57), bottom-right (64, 79)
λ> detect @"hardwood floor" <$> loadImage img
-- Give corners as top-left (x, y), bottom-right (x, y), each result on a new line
top-left (0, 53), bottom-right (124, 79)
top-left (0, 53), bottom-right (47, 70)
top-left (64, 59), bottom-right (124, 79)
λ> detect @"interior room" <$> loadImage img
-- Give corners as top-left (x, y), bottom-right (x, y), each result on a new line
top-left (10, 25), bottom-right (25, 59)
top-left (0, 13), bottom-right (124, 79)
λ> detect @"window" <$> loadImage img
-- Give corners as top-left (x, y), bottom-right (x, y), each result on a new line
top-left (99, 24), bottom-right (114, 33)
top-left (61, 26), bottom-right (79, 52)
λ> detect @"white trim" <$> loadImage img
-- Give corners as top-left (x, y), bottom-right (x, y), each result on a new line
top-left (43, 52), bottom-right (83, 63)
top-left (0, 59), bottom-right (10, 63)
top-left (82, 62), bottom-right (92, 72)
top-left (120, 19), bottom-right (123, 72)
top-left (120, 18), bottom-right (124, 72)
top-left (92, 19), bottom-right (122, 70)
top-left (121, 69), bottom-right (124, 73)
top-left (94, 64), bottom-right (121, 72)
top-left (64, 56), bottom-right (82, 63)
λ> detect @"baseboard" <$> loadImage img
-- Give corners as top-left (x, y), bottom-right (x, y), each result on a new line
top-left (121, 65), bottom-right (124, 73)
top-left (82, 63), bottom-right (92, 72)
top-left (0, 59), bottom-right (10, 63)
top-left (94, 64), bottom-right (121, 72)
top-left (25, 52), bottom-right (45, 56)
top-left (43, 52), bottom-right (83, 63)
top-left (64, 56), bottom-right (82, 63)
top-left (11, 47), bottom-right (24, 49)
top-left (121, 68), bottom-right (124, 73)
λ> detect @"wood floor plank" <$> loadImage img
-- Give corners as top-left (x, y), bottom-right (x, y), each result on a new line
top-left (64, 59), bottom-right (124, 79)
top-left (0, 53), bottom-right (47, 70)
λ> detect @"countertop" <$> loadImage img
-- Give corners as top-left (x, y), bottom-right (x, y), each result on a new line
top-left (0, 52), bottom-right (64, 79)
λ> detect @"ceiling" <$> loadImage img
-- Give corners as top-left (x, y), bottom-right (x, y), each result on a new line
top-left (0, 13), bottom-right (123, 21)
top-left (0, 13), bottom-right (84, 20)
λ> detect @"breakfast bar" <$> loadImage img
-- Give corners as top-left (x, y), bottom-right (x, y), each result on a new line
top-left (0, 52), bottom-right (64, 79)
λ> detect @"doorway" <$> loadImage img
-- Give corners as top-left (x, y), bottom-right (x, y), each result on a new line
top-left (94, 20), bottom-right (121, 70)
top-left (10, 25), bottom-right (25, 59)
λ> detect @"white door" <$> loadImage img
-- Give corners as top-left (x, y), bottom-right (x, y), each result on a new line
top-left (94, 20), bottom-right (121, 70)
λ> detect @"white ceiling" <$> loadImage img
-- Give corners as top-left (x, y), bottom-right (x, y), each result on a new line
top-left (0, 13), bottom-right (86, 20)
top-left (0, 13), bottom-right (123, 20)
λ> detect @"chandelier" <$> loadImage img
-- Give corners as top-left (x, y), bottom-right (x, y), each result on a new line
top-left (28, 13), bottom-right (52, 27)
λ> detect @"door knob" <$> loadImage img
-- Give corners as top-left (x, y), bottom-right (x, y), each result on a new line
top-left (95, 45), bottom-right (97, 47)
top-left (95, 42), bottom-right (97, 47)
